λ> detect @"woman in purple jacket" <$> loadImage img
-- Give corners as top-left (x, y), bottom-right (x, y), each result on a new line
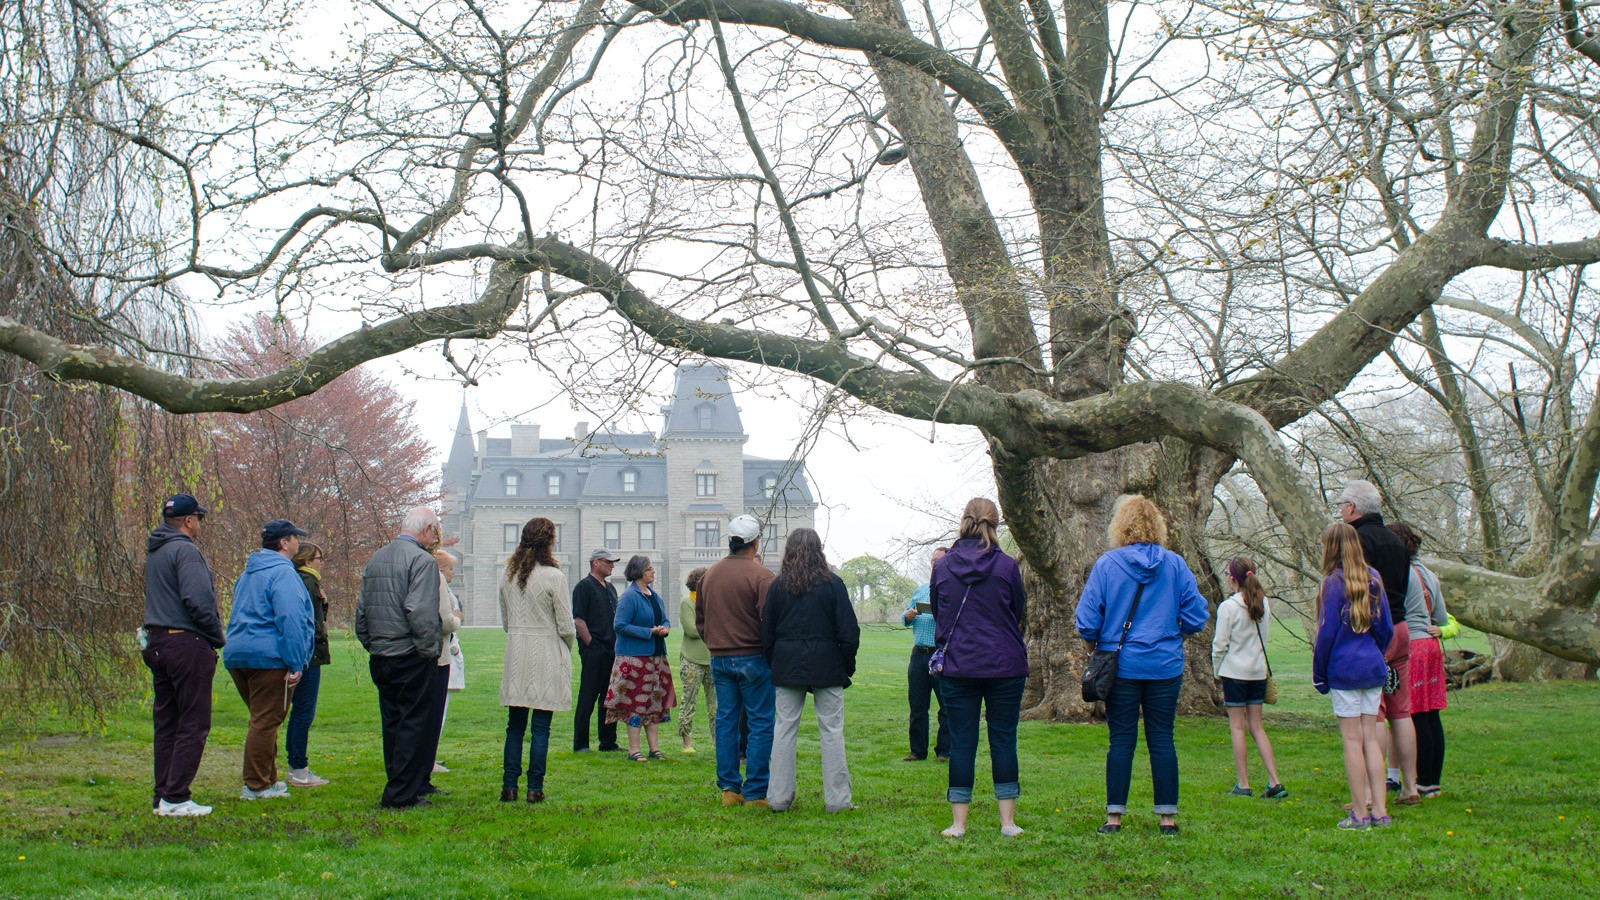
top-left (1312, 522), bottom-right (1394, 830)
top-left (1075, 495), bottom-right (1210, 836)
top-left (929, 498), bottom-right (1028, 839)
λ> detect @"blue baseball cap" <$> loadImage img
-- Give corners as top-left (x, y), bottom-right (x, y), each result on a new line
top-left (162, 493), bottom-right (208, 519)
top-left (262, 519), bottom-right (311, 543)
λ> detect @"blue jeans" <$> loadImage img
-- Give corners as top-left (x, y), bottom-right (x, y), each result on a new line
top-left (284, 664), bottom-right (322, 770)
top-left (504, 707), bottom-right (553, 792)
top-left (940, 675), bottom-right (1024, 804)
top-left (711, 655), bottom-right (775, 800)
top-left (1104, 675), bottom-right (1182, 815)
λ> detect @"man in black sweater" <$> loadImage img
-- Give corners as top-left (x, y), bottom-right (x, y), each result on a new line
top-left (572, 549), bottom-right (623, 752)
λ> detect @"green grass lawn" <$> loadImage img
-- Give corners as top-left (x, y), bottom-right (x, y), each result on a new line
top-left (1, 626), bottom-right (1594, 897)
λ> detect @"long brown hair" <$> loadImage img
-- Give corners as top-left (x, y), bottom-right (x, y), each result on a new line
top-left (777, 527), bottom-right (831, 594)
top-left (506, 517), bottom-right (558, 589)
top-left (958, 498), bottom-right (1000, 549)
top-left (1227, 556), bottom-right (1265, 622)
top-left (1317, 522), bottom-right (1374, 634)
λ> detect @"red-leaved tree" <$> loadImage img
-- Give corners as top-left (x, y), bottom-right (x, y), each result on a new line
top-left (205, 315), bottom-right (436, 621)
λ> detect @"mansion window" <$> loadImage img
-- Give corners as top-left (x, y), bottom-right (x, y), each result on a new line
top-left (604, 521), bottom-right (622, 550)
top-left (638, 521), bottom-right (656, 550)
top-left (553, 524), bottom-right (563, 553)
top-left (546, 473), bottom-right (562, 496)
top-left (763, 523), bottom-right (779, 545)
top-left (762, 475), bottom-right (778, 499)
top-left (694, 520), bottom-right (721, 548)
top-left (696, 473), bottom-right (716, 497)
top-left (622, 469), bottom-right (638, 493)
top-left (698, 405), bottom-right (715, 430)
top-left (503, 473), bottom-right (520, 496)
top-left (503, 523), bottom-right (519, 552)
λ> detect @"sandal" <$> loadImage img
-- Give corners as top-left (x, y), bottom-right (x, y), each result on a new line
top-left (648, 750), bottom-right (667, 760)
top-left (628, 751), bottom-right (646, 762)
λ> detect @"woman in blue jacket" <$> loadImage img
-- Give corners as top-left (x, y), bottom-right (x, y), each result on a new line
top-left (1075, 495), bottom-right (1210, 836)
top-left (604, 555), bottom-right (675, 761)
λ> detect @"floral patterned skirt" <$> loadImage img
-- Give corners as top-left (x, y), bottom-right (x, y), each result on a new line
top-left (1409, 636), bottom-right (1448, 713)
top-left (604, 655), bottom-right (677, 726)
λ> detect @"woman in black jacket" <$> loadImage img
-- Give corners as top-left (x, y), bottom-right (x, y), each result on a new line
top-left (286, 541), bottom-right (332, 787)
top-left (760, 528), bottom-right (860, 813)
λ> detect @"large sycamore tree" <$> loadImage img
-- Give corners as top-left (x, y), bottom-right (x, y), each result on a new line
top-left (3, 0), bottom-right (1598, 715)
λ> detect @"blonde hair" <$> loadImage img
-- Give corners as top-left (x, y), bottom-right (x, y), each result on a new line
top-left (1316, 522), bottom-right (1375, 634)
top-left (1107, 495), bottom-right (1167, 548)
top-left (432, 549), bottom-right (457, 577)
top-left (958, 498), bottom-right (1001, 549)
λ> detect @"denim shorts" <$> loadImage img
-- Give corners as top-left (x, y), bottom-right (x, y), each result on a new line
top-left (1220, 676), bottom-right (1267, 708)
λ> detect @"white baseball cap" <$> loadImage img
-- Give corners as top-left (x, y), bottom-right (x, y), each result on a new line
top-left (728, 514), bottom-right (762, 542)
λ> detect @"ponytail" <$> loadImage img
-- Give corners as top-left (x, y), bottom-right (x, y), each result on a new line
top-left (1227, 556), bottom-right (1265, 622)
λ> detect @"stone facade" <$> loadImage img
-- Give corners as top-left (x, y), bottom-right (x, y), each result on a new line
top-left (440, 363), bottom-right (818, 626)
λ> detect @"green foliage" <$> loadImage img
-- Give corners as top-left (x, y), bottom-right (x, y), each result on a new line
top-left (838, 555), bottom-right (917, 623)
top-left (1, 629), bottom-right (1595, 897)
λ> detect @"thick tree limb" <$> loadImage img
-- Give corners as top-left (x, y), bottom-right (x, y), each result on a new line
top-left (1476, 235), bottom-right (1600, 271)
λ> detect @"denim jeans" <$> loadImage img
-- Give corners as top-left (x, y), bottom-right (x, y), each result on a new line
top-left (711, 654), bottom-right (775, 800)
top-left (285, 664), bottom-right (322, 770)
top-left (907, 648), bottom-right (950, 759)
top-left (940, 675), bottom-right (1024, 804)
top-left (1104, 675), bottom-right (1182, 815)
top-left (504, 707), bottom-right (553, 792)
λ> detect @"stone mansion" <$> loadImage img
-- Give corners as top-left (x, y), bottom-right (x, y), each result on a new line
top-left (439, 363), bottom-right (818, 626)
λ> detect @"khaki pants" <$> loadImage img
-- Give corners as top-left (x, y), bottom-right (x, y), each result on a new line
top-left (768, 685), bottom-right (852, 812)
top-left (230, 668), bottom-right (292, 790)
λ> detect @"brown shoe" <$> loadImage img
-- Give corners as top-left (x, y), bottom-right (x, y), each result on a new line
top-left (499, 789), bottom-right (517, 802)
top-left (1395, 793), bottom-right (1423, 806)
top-left (902, 754), bottom-right (924, 762)
top-left (721, 790), bottom-right (745, 806)
top-left (746, 798), bottom-right (770, 809)
top-left (525, 789), bottom-right (545, 803)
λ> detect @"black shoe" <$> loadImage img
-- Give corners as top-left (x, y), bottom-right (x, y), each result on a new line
top-left (500, 789), bottom-right (518, 802)
top-left (573, 747), bottom-right (593, 754)
top-left (597, 746), bottom-right (624, 753)
top-left (382, 796), bottom-right (432, 809)
top-left (1159, 824), bottom-right (1180, 836)
top-left (1385, 779), bottom-right (1401, 793)
top-left (1261, 783), bottom-right (1289, 800)
top-left (419, 785), bottom-right (450, 797)
top-left (1096, 823), bottom-right (1121, 835)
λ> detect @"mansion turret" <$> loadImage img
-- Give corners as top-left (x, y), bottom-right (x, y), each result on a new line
top-left (440, 363), bottom-right (818, 626)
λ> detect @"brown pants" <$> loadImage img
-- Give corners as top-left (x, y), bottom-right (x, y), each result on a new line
top-left (230, 668), bottom-right (293, 790)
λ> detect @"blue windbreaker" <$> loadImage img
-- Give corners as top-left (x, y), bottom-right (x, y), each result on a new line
top-left (223, 550), bottom-right (315, 671)
top-left (1075, 543), bottom-right (1210, 680)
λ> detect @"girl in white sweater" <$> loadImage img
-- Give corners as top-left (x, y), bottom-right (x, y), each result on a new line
top-left (1211, 557), bottom-right (1286, 799)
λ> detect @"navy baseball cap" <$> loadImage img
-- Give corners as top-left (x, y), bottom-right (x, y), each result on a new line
top-left (262, 519), bottom-right (311, 542)
top-left (162, 493), bottom-right (208, 518)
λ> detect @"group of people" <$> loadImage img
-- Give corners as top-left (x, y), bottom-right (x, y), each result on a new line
top-left (140, 478), bottom-right (1453, 833)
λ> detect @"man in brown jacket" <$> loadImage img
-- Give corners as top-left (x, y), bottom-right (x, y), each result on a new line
top-left (697, 514), bottom-right (776, 806)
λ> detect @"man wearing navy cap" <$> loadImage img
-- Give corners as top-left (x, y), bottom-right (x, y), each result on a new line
top-left (142, 493), bottom-right (224, 817)
top-left (223, 519), bottom-right (315, 801)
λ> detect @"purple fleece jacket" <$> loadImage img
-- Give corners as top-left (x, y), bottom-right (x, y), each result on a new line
top-left (1311, 567), bottom-right (1394, 693)
top-left (929, 539), bottom-right (1028, 679)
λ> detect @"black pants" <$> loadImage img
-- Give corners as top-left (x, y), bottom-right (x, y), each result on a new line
top-left (143, 630), bottom-right (217, 804)
top-left (908, 647), bottom-right (950, 759)
top-left (1414, 709), bottom-right (1446, 787)
top-left (369, 652), bottom-right (438, 807)
top-left (420, 664), bottom-right (451, 782)
top-left (573, 644), bottom-right (618, 751)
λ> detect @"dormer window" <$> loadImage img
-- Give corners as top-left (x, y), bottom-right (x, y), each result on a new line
top-left (504, 472), bottom-right (520, 496)
top-left (697, 403), bottom-right (715, 430)
top-left (762, 474), bottom-right (778, 499)
top-left (545, 472), bottom-right (562, 496)
top-left (622, 469), bottom-right (638, 493)
top-left (696, 473), bottom-right (717, 497)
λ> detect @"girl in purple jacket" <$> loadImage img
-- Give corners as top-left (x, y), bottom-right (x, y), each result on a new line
top-left (1312, 522), bottom-right (1394, 830)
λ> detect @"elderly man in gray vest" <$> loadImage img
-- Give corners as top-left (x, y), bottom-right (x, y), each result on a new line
top-left (356, 506), bottom-right (444, 809)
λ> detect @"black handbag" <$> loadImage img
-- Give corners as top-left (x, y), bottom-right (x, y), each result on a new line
top-left (1081, 583), bottom-right (1145, 703)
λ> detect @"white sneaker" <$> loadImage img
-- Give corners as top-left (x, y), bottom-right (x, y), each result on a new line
top-left (153, 799), bottom-right (213, 817)
top-left (287, 768), bottom-right (330, 787)
top-left (240, 781), bottom-right (291, 800)
top-left (432, 761), bottom-right (449, 774)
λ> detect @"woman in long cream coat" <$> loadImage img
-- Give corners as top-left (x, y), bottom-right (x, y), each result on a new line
top-left (499, 518), bottom-right (576, 803)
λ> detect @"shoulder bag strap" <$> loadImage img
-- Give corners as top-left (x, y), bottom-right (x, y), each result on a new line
top-left (946, 588), bottom-right (972, 635)
top-left (1252, 616), bottom-right (1273, 679)
top-left (1114, 583), bottom-right (1146, 653)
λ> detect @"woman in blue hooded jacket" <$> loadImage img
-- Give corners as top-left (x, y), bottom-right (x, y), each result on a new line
top-left (1075, 495), bottom-right (1210, 836)
top-left (928, 497), bottom-right (1028, 839)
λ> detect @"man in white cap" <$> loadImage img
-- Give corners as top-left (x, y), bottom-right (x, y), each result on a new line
top-left (697, 514), bottom-right (776, 806)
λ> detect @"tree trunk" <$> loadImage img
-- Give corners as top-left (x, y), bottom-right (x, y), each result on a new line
top-left (1490, 641), bottom-right (1597, 682)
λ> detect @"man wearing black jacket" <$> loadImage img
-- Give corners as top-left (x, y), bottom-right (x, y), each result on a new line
top-left (572, 549), bottom-right (622, 752)
top-left (142, 493), bottom-right (225, 818)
